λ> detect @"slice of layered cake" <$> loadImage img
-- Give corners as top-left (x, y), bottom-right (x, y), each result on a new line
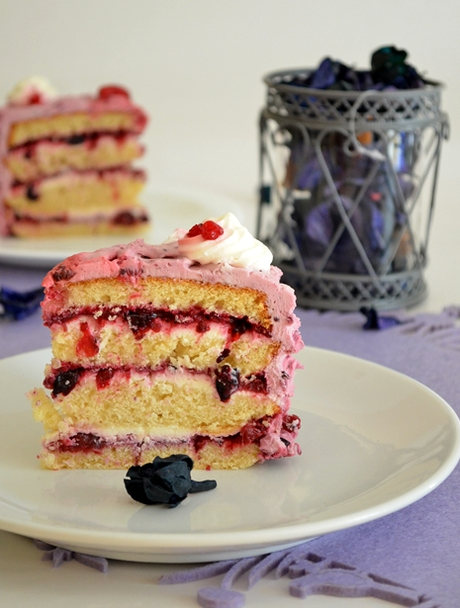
top-left (0, 77), bottom-right (148, 237)
top-left (29, 213), bottom-right (304, 470)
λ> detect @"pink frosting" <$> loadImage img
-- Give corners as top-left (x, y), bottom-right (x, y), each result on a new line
top-left (43, 238), bottom-right (304, 406)
top-left (0, 90), bottom-right (148, 235)
top-left (43, 239), bottom-right (302, 346)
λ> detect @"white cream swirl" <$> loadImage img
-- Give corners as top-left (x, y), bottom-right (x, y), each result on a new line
top-left (7, 76), bottom-right (58, 105)
top-left (177, 212), bottom-right (273, 270)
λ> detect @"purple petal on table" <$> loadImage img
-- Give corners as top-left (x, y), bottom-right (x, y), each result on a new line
top-left (74, 552), bottom-right (109, 573)
top-left (33, 539), bottom-right (109, 573)
top-left (360, 307), bottom-right (402, 330)
top-left (443, 305), bottom-right (460, 318)
top-left (0, 285), bottom-right (44, 320)
top-left (197, 587), bottom-right (245, 608)
top-left (158, 560), bottom-right (240, 585)
top-left (158, 544), bottom-right (433, 608)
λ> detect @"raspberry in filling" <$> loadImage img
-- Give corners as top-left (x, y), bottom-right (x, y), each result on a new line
top-left (76, 322), bottom-right (99, 357)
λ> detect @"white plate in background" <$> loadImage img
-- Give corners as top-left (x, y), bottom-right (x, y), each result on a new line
top-left (0, 185), bottom-right (249, 268)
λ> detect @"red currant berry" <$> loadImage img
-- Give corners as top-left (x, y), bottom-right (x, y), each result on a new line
top-left (186, 223), bottom-right (203, 237)
top-left (201, 220), bottom-right (224, 240)
top-left (98, 85), bottom-right (130, 100)
top-left (28, 92), bottom-right (42, 105)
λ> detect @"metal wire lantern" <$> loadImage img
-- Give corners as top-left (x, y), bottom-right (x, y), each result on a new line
top-left (257, 68), bottom-right (449, 311)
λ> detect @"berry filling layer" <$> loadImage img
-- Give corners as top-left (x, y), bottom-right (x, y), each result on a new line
top-left (5, 132), bottom-right (144, 182)
top-left (46, 307), bottom-right (283, 381)
top-left (44, 364), bottom-right (268, 400)
top-left (34, 367), bottom-right (282, 439)
top-left (6, 167), bottom-right (146, 215)
top-left (43, 412), bottom-right (301, 463)
top-left (46, 305), bottom-right (271, 335)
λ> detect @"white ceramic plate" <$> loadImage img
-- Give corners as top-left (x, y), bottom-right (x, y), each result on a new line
top-left (0, 185), bottom-right (249, 268)
top-left (0, 347), bottom-right (459, 563)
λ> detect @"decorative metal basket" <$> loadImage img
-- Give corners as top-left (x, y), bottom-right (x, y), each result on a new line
top-left (257, 68), bottom-right (449, 311)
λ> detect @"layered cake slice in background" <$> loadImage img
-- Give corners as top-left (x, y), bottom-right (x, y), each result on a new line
top-left (29, 213), bottom-right (304, 470)
top-left (0, 77), bottom-right (149, 237)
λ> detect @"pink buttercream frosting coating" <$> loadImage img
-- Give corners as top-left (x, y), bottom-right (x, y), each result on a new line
top-left (43, 239), bottom-right (303, 346)
top-left (43, 238), bottom-right (304, 411)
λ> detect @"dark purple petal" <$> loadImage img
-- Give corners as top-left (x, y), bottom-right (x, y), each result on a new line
top-left (0, 285), bottom-right (44, 320)
top-left (360, 307), bottom-right (402, 330)
top-left (309, 58), bottom-right (337, 89)
top-left (290, 46), bottom-right (427, 92)
top-left (371, 46), bottom-right (426, 89)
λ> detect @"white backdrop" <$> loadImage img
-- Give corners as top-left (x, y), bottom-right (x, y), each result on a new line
top-left (1, 0), bottom-right (459, 310)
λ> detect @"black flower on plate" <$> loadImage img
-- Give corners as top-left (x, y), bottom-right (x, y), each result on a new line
top-left (124, 454), bottom-right (217, 508)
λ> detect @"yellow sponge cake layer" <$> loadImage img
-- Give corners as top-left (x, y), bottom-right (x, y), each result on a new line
top-left (49, 277), bottom-right (272, 331)
top-left (5, 134), bottom-right (143, 182)
top-left (8, 111), bottom-right (144, 148)
top-left (34, 370), bottom-right (280, 437)
top-left (6, 169), bottom-right (145, 217)
top-left (33, 430), bottom-right (262, 471)
top-left (49, 317), bottom-right (279, 376)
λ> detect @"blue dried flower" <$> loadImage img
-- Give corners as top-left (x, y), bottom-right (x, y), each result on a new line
top-left (0, 285), bottom-right (44, 320)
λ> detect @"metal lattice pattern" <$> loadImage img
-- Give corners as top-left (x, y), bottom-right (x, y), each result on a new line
top-left (264, 69), bottom-right (445, 130)
top-left (280, 266), bottom-right (427, 311)
top-left (258, 69), bottom-right (449, 311)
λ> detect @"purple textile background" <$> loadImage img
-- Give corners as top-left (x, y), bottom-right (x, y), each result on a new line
top-left (1, 262), bottom-right (460, 606)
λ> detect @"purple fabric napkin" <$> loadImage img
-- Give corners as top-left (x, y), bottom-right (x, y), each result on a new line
top-left (294, 307), bottom-right (460, 608)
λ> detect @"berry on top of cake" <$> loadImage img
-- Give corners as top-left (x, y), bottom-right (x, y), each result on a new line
top-left (0, 76), bottom-right (149, 237)
top-left (29, 212), bottom-right (304, 470)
